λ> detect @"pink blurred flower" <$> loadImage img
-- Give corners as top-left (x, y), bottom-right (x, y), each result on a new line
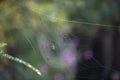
top-left (84, 50), bottom-right (93, 60)
top-left (71, 39), bottom-right (80, 48)
top-left (54, 73), bottom-right (64, 80)
top-left (62, 49), bottom-right (76, 66)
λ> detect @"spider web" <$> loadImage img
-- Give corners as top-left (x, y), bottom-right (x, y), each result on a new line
top-left (21, 1), bottom-right (117, 79)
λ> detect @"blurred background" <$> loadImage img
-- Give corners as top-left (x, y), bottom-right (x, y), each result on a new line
top-left (0, 0), bottom-right (120, 80)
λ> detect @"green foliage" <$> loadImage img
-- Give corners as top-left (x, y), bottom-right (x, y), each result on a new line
top-left (0, 0), bottom-right (120, 80)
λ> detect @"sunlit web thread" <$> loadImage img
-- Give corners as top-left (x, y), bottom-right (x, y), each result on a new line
top-left (92, 57), bottom-right (116, 72)
top-left (0, 1), bottom-right (37, 53)
top-left (1, 0), bottom-right (120, 29)
top-left (42, 14), bottom-right (120, 30)
top-left (12, 29), bottom-right (41, 77)
top-left (0, 50), bottom-right (42, 76)
top-left (78, 46), bottom-right (116, 72)
top-left (0, 0), bottom-right (38, 54)
top-left (23, 1), bottom-right (120, 28)
top-left (10, 0), bottom-right (119, 38)
top-left (0, 42), bottom-right (41, 76)
top-left (21, 29), bottom-right (38, 54)
top-left (73, 46), bottom-right (116, 72)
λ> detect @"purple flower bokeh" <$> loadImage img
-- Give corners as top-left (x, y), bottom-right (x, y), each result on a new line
top-left (62, 49), bottom-right (76, 66)
top-left (54, 73), bottom-right (64, 80)
top-left (39, 64), bottom-right (49, 74)
top-left (84, 50), bottom-right (94, 60)
top-left (111, 71), bottom-right (120, 80)
top-left (71, 39), bottom-right (80, 48)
